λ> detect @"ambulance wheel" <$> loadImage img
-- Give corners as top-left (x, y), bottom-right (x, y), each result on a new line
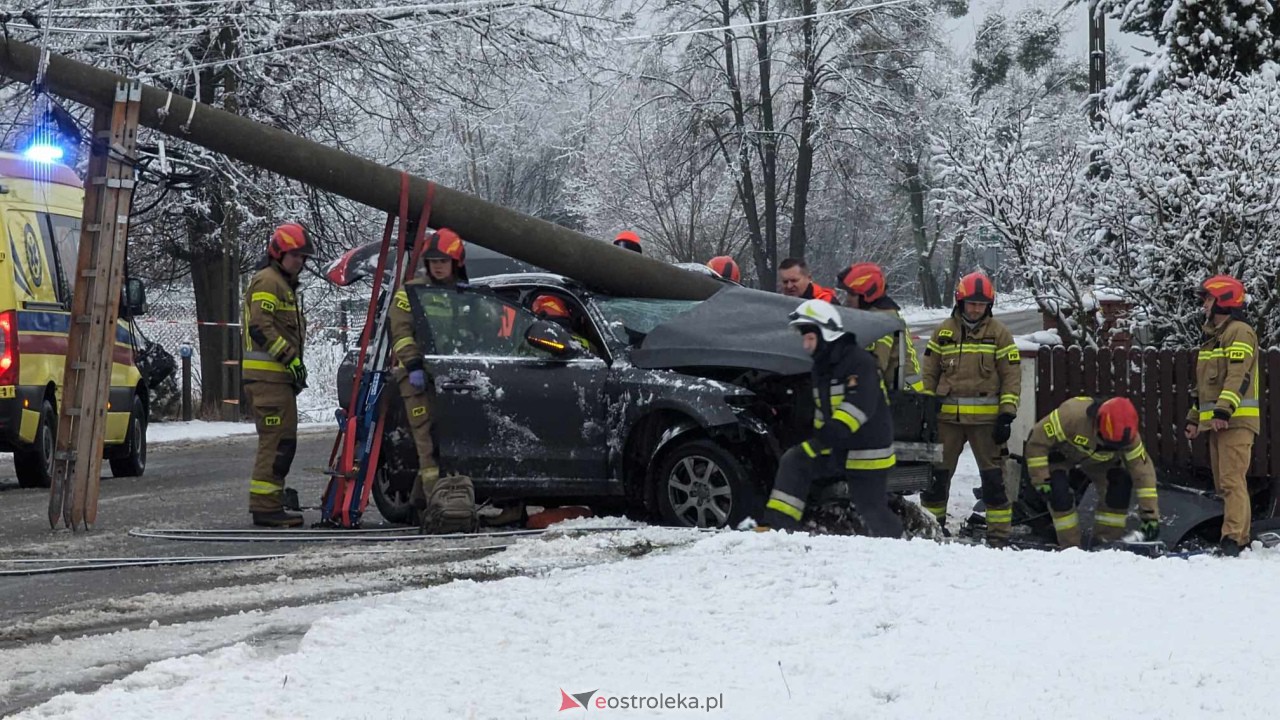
top-left (16, 400), bottom-right (55, 489)
top-left (110, 396), bottom-right (148, 477)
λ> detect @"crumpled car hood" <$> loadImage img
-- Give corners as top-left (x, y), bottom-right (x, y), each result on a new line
top-left (631, 286), bottom-right (903, 375)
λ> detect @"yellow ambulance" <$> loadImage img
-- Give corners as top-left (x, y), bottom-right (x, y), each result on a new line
top-left (0, 151), bottom-right (148, 487)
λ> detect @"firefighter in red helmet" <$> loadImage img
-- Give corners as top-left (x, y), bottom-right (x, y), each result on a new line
top-left (1024, 396), bottom-right (1160, 548)
top-left (387, 228), bottom-right (474, 532)
top-left (1187, 274), bottom-right (1258, 556)
top-left (241, 223), bottom-right (315, 527)
top-left (836, 262), bottom-right (923, 392)
top-left (707, 255), bottom-right (741, 283)
top-left (614, 230), bottom-right (642, 253)
top-left (920, 272), bottom-right (1020, 544)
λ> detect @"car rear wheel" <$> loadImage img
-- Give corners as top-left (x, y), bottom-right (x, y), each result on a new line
top-left (109, 395), bottom-right (148, 477)
top-left (654, 438), bottom-right (760, 529)
top-left (15, 399), bottom-right (55, 489)
top-left (371, 464), bottom-right (416, 525)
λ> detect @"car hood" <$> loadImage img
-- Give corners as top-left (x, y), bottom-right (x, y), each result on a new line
top-left (630, 286), bottom-right (903, 375)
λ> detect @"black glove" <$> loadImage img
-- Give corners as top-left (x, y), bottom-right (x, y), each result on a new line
top-left (991, 413), bottom-right (1015, 444)
top-left (1140, 519), bottom-right (1160, 542)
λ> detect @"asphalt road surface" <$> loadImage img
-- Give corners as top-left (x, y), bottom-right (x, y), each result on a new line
top-left (0, 430), bottom-right (454, 640)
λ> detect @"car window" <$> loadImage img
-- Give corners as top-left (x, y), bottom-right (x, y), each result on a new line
top-left (409, 285), bottom-right (555, 359)
top-left (594, 297), bottom-right (700, 343)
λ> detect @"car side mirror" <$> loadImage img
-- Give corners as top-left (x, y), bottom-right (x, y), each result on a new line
top-left (526, 319), bottom-right (584, 358)
top-left (124, 277), bottom-right (148, 317)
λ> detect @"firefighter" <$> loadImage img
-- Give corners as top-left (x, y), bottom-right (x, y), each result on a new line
top-left (836, 262), bottom-right (924, 392)
top-left (1024, 396), bottom-right (1159, 548)
top-left (778, 258), bottom-right (836, 301)
top-left (531, 294), bottom-right (595, 354)
top-left (1186, 274), bottom-right (1259, 557)
top-left (614, 230), bottom-right (642, 253)
top-left (920, 272), bottom-right (1020, 544)
top-left (241, 223), bottom-right (313, 528)
top-left (759, 299), bottom-right (902, 538)
top-left (387, 228), bottom-right (468, 518)
top-left (707, 255), bottom-right (741, 283)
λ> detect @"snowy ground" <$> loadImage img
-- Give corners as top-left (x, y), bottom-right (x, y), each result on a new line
top-left (10, 455), bottom-right (1279, 719)
top-left (145, 420), bottom-right (330, 444)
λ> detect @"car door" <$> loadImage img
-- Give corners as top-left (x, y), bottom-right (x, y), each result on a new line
top-left (409, 285), bottom-right (609, 488)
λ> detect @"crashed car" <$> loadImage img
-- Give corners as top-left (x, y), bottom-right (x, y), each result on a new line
top-left (337, 275), bottom-right (942, 528)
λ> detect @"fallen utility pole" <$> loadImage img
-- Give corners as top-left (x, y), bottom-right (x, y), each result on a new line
top-left (0, 37), bottom-right (722, 301)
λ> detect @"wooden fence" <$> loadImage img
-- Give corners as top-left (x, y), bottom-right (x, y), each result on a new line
top-left (1033, 347), bottom-right (1280, 484)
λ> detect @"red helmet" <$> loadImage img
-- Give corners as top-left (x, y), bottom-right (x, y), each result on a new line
top-left (836, 262), bottom-right (886, 303)
top-left (425, 228), bottom-right (466, 265)
top-left (268, 223), bottom-right (314, 260)
top-left (955, 272), bottom-right (995, 304)
top-left (531, 294), bottom-right (571, 320)
top-left (1097, 397), bottom-right (1140, 447)
top-left (707, 256), bottom-right (740, 283)
top-left (614, 230), bottom-right (642, 253)
top-left (1199, 274), bottom-right (1246, 311)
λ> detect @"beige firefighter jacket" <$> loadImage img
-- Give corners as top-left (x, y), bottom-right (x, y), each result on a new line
top-left (1024, 396), bottom-right (1158, 520)
top-left (1189, 318), bottom-right (1260, 434)
top-left (242, 263), bottom-right (305, 384)
top-left (922, 313), bottom-right (1020, 425)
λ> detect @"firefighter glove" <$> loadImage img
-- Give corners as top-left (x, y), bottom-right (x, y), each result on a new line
top-left (409, 369), bottom-right (428, 391)
top-left (287, 358), bottom-right (309, 389)
top-left (991, 413), bottom-right (1015, 444)
top-left (1141, 519), bottom-right (1160, 542)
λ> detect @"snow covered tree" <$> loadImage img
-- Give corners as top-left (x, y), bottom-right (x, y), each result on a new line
top-left (1097, 0), bottom-right (1280, 105)
top-left (1084, 71), bottom-right (1280, 347)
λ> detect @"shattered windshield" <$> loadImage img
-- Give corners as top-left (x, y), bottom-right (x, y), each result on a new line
top-left (594, 297), bottom-right (700, 345)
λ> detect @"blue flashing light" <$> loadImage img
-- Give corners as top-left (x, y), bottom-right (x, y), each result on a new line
top-left (22, 142), bottom-right (65, 164)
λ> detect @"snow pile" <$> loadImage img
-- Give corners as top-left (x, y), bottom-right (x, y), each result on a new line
top-left (15, 518), bottom-right (1280, 719)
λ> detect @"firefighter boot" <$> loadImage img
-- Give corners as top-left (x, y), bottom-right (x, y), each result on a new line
top-left (980, 468), bottom-right (1012, 545)
top-left (252, 510), bottom-right (304, 528)
top-left (920, 468), bottom-right (952, 535)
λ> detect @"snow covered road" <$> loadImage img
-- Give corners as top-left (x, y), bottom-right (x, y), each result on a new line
top-left (8, 519), bottom-right (1280, 719)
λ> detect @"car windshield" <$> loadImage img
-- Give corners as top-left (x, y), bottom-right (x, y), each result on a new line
top-left (594, 296), bottom-right (700, 344)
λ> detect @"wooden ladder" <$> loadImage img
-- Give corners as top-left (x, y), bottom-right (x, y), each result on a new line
top-left (49, 81), bottom-right (141, 530)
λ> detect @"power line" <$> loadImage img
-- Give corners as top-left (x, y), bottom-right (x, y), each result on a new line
top-left (44, 0), bottom-right (524, 20)
top-left (137, 1), bottom-right (537, 78)
top-left (610, 0), bottom-right (920, 43)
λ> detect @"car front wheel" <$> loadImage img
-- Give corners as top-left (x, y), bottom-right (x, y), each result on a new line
top-left (654, 438), bottom-right (760, 529)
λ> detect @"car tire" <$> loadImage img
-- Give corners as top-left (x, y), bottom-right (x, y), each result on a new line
top-left (109, 396), bottom-right (148, 478)
top-left (15, 399), bottom-right (56, 489)
top-left (654, 438), bottom-right (760, 529)
top-left (371, 464), bottom-right (416, 525)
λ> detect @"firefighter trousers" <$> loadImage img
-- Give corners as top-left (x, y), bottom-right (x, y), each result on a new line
top-left (1044, 465), bottom-right (1136, 548)
top-left (763, 445), bottom-right (902, 538)
top-left (1210, 427), bottom-right (1255, 545)
top-left (244, 380), bottom-right (298, 514)
top-left (920, 421), bottom-right (1010, 539)
top-left (398, 373), bottom-right (440, 509)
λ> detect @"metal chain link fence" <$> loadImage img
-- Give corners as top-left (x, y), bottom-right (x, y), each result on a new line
top-left (136, 285), bottom-right (359, 423)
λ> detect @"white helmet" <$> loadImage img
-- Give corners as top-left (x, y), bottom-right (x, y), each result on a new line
top-left (788, 299), bottom-right (845, 342)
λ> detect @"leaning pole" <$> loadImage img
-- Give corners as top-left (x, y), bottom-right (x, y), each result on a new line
top-left (0, 38), bottom-right (722, 301)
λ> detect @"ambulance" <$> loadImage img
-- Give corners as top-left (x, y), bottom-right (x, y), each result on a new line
top-left (0, 151), bottom-right (148, 487)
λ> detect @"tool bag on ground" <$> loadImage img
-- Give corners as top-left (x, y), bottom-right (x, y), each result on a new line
top-left (421, 474), bottom-right (478, 534)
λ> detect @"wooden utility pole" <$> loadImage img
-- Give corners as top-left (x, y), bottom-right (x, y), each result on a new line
top-left (1088, 1), bottom-right (1106, 128)
top-left (49, 81), bottom-right (141, 530)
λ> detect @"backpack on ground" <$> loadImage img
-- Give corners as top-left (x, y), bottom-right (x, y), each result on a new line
top-left (421, 474), bottom-right (478, 534)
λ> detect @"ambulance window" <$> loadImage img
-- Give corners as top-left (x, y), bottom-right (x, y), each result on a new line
top-left (43, 214), bottom-right (80, 303)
